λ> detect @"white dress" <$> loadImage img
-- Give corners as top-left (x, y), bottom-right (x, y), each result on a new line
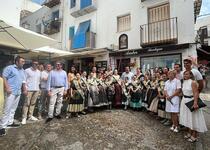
top-left (180, 79), bottom-right (208, 133)
top-left (164, 78), bottom-right (181, 113)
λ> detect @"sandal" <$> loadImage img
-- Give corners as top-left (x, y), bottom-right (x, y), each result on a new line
top-left (187, 136), bottom-right (198, 143)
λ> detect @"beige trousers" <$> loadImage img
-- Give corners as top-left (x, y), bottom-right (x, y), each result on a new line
top-left (22, 91), bottom-right (39, 119)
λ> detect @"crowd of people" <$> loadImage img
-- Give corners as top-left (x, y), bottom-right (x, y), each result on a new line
top-left (0, 56), bottom-right (208, 143)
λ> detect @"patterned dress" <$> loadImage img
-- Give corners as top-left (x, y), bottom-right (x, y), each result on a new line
top-left (130, 80), bottom-right (142, 109)
top-left (68, 79), bottom-right (84, 113)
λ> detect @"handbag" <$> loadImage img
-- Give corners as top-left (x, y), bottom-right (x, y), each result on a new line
top-left (185, 98), bottom-right (207, 112)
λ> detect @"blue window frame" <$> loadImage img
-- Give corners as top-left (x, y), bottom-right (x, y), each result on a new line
top-left (80, 0), bottom-right (92, 9)
top-left (70, 0), bottom-right (76, 8)
top-left (69, 26), bottom-right (75, 39)
top-left (72, 20), bottom-right (90, 49)
top-left (52, 10), bottom-right (59, 20)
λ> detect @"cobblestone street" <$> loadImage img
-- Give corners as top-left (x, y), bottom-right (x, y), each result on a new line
top-left (0, 109), bottom-right (209, 150)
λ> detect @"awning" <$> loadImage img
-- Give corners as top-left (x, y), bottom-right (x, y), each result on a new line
top-left (19, 46), bottom-right (75, 60)
top-left (0, 20), bottom-right (57, 50)
top-left (62, 48), bottom-right (108, 59)
top-left (72, 20), bottom-right (90, 49)
top-left (33, 46), bottom-right (74, 57)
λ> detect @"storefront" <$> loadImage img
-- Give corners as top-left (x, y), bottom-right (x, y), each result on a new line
top-left (140, 54), bottom-right (181, 69)
top-left (109, 43), bottom-right (194, 72)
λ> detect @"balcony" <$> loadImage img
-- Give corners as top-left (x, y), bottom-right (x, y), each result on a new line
top-left (70, 0), bottom-right (97, 18)
top-left (43, 0), bottom-right (60, 8)
top-left (44, 19), bottom-right (61, 35)
top-left (140, 17), bottom-right (178, 47)
top-left (71, 32), bottom-right (96, 50)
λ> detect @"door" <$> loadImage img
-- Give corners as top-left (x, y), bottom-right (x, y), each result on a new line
top-left (148, 3), bottom-right (170, 43)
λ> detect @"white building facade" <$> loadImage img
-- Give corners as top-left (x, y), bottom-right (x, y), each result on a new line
top-left (66, 0), bottom-right (198, 72)
top-left (21, 0), bottom-right (199, 72)
top-left (195, 15), bottom-right (210, 64)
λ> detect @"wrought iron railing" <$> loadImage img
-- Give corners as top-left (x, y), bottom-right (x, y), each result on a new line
top-left (140, 17), bottom-right (178, 47)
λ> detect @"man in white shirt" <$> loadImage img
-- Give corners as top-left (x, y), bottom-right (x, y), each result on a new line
top-left (121, 66), bottom-right (134, 83)
top-left (174, 64), bottom-right (182, 80)
top-left (38, 64), bottom-right (52, 119)
top-left (22, 60), bottom-right (41, 124)
top-left (181, 58), bottom-right (203, 93)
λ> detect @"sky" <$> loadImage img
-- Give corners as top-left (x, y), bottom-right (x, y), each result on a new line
top-left (32, 0), bottom-right (210, 16)
top-left (199, 0), bottom-right (210, 16)
top-left (32, 0), bottom-right (45, 5)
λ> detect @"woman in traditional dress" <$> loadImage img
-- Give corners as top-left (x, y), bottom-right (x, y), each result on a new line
top-left (121, 77), bottom-right (132, 110)
top-left (147, 76), bottom-right (158, 110)
top-left (80, 71), bottom-right (89, 113)
top-left (136, 68), bottom-right (143, 79)
top-left (66, 66), bottom-right (76, 101)
top-left (112, 69), bottom-right (122, 107)
top-left (142, 75), bottom-right (151, 109)
top-left (130, 75), bottom-right (142, 110)
top-left (105, 75), bottom-right (115, 109)
top-left (180, 70), bottom-right (207, 142)
top-left (157, 73), bottom-right (171, 123)
top-left (88, 72), bottom-right (100, 107)
top-left (67, 73), bottom-right (85, 118)
top-left (96, 73), bottom-right (108, 106)
top-left (148, 76), bottom-right (159, 114)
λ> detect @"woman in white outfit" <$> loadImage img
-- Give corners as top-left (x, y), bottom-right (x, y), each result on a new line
top-left (180, 70), bottom-right (207, 142)
top-left (164, 70), bottom-right (181, 133)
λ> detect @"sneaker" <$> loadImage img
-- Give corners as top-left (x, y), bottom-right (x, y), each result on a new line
top-left (55, 115), bottom-right (62, 119)
top-left (45, 118), bottom-right (53, 123)
top-left (170, 125), bottom-right (175, 131)
top-left (38, 115), bottom-right (43, 120)
top-left (0, 128), bottom-right (6, 136)
top-left (21, 118), bottom-right (27, 125)
top-left (7, 123), bottom-right (21, 128)
top-left (28, 116), bottom-right (38, 121)
top-left (173, 127), bottom-right (179, 133)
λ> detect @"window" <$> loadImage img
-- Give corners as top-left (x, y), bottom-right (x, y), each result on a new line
top-left (140, 54), bottom-right (181, 70)
top-left (69, 26), bottom-right (75, 39)
top-left (52, 10), bottom-right (59, 21)
top-left (200, 26), bottom-right (208, 39)
top-left (117, 14), bottom-right (131, 32)
top-left (72, 20), bottom-right (91, 49)
top-left (148, 3), bottom-right (170, 42)
top-left (148, 3), bottom-right (170, 23)
top-left (36, 24), bottom-right (42, 34)
top-left (80, 0), bottom-right (92, 9)
top-left (70, 0), bottom-right (76, 8)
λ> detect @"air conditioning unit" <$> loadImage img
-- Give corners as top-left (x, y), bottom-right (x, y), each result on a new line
top-left (109, 44), bottom-right (118, 50)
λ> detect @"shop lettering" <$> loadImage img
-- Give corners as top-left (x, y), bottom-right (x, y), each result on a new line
top-left (148, 48), bottom-right (163, 52)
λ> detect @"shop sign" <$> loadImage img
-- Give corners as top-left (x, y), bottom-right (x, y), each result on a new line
top-left (148, 48), bottom-right (163, 52)
top-left (125, 51), bottom-right (138, 56)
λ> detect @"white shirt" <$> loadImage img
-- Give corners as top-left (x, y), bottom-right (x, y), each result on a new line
top-left (181, 68), bottom-right (203, 81)
top-left (40, 70), bottom-right (49, 89)
top-left (25, 67), bottom-right (41, 91)
top-left (121, 72), bottom-right (134, 83)
top-left (164, 78), bottom-right (181, 105)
